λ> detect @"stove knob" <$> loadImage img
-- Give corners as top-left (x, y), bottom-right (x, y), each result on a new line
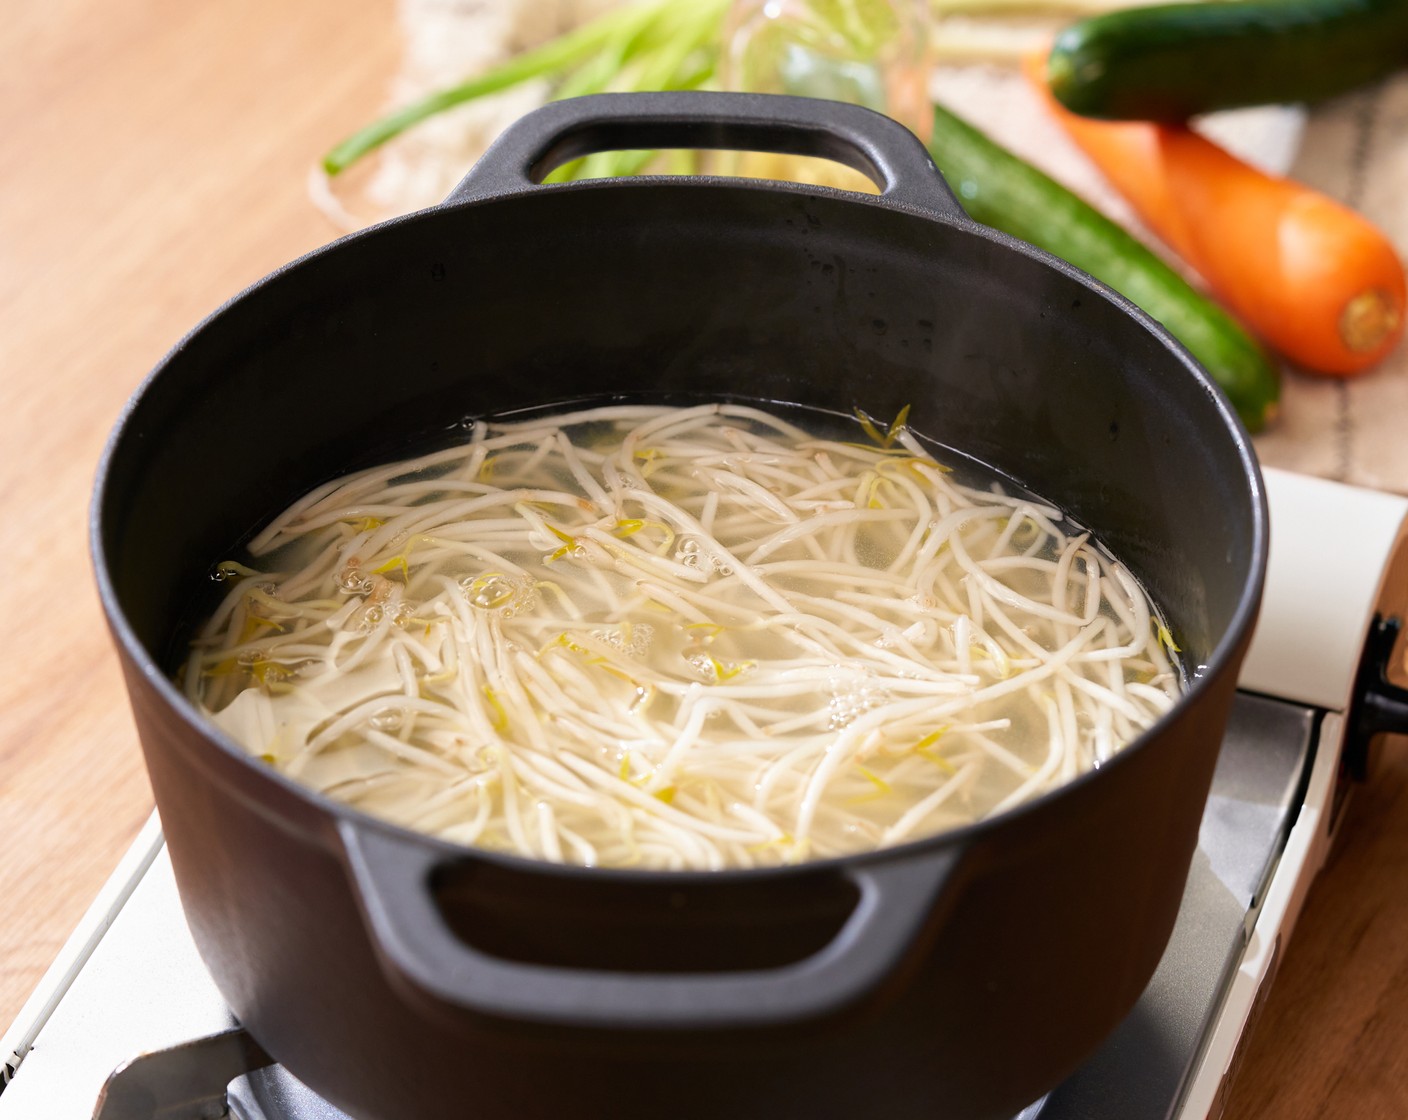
top-left (1345, 613), bottom-right (1408, 780)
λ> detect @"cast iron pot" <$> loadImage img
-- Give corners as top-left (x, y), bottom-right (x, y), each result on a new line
top-left (94, 92), bottom-right (1266, 1120)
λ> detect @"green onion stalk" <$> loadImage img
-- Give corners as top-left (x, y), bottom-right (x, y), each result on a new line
top-left (322, 0), bottom-right (731, 180)
top-left (320, 0), bottom-right (1140, 180)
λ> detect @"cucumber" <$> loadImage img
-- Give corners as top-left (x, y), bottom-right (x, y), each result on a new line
top-left (928, 103), bottom-right (1280, 432)
top-left (1048, 0), bottom-right (1408, 121)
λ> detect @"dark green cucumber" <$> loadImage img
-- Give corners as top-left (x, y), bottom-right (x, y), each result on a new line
top-left (928, 103), bottom-right (1279, 431)
top-left (1048, 0), bottom-right (1408, 121)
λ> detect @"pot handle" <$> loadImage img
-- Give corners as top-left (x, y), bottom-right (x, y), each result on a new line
top-left (443, 90), bottom-right (966, 222)
top-left (339, 818), bottom-right (964, 1031)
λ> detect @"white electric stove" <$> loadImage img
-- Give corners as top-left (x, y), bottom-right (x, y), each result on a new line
top-left (4, 465), bottom-right (1407, 1120)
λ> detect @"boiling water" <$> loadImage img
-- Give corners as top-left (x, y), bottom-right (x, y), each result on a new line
top-left (184, 400), bottom-right (1182, 869)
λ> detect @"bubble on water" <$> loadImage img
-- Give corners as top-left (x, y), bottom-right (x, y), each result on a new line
top-left (629, 625), bottom-right (655, 657)
top-left (337, 565), bottom-right (373, 595)
top-left (461, 572), bottom-right (537, 615)
top-left (243, 586), bottom-right (282, 624)
top-left (674, 538), bottom-right (731, 577)
top-left (211, 561), bottom-right (258, 583)
top-left (592, 622), bottom-right (655, 659)
top-left (826, 669), bottom-right (891, 730)
top-left (369, 707), bottom-right (405, 731)
top-left (463, 573), bottom-right (515, 609)
top-left (676, 539), bottom-right (701, 567)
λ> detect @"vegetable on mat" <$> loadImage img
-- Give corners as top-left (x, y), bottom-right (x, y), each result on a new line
top-left (929, 103), bottom-right (1279, 430)
top-left (1025, 55), bottom-right (1407, 376)
top-left (323, 0), bottom-right (732, 178)
top-left (1046, 0), bottom-right (1408, 122)
top-left (322, 0), bottom-right (1161, 179)
top-left (317, 0), bottom-right (1286, 414)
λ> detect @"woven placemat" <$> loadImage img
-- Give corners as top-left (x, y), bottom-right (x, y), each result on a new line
top-left (1255, 74), bottom-right (1408, 492)
top-left (347, 4), bottom-right (1408, 493)
top-left (935, 64), bottom-right (1408, 494)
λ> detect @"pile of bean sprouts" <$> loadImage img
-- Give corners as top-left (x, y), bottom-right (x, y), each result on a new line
top-left (185, 402), bottom-right (1182, 869)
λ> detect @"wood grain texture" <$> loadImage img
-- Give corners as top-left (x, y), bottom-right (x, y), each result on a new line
top-left (0, 0), bottom-right (399, 1029)
top-left (1, 3), bottom-right (1405, 1117)
top-left (1222, 744), bottom-right (1408, 1120)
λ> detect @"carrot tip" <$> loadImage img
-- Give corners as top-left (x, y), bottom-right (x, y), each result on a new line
top-left (1340, 288), bottom-right (1404, 354)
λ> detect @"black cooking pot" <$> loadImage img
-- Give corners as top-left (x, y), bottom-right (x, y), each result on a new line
top-left (93, 92), bottom-right (1265, 1120)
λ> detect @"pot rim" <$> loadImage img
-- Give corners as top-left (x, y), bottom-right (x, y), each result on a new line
top-left (90, 169), bottom-right (1269, 885)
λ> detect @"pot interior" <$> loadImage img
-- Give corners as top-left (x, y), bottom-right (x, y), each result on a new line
top-left (98, 179), bottom-right (1260, 697)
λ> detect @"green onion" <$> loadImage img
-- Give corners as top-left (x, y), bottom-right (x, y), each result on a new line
top-left (322, 0), bottom-right (731, 178)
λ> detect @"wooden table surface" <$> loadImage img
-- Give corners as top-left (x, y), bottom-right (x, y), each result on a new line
top-left (2, 2), bottom-right (1406, 1117)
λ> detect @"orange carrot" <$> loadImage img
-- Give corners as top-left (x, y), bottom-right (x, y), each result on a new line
top-left (1023, 54), bottom-right (1406, 377)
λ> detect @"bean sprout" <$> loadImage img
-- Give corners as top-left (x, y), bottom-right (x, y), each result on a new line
top-left (184, 402), bottom-right (1182, 869)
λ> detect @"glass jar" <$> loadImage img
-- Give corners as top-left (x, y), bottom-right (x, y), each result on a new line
top-left (718, 0), bottom-right (934, 191)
